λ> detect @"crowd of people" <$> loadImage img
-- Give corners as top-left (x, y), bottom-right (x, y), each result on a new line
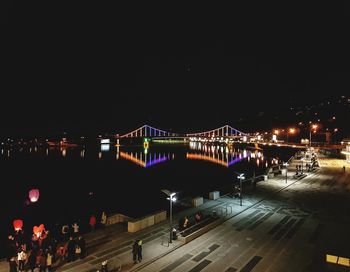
top-left (5, 212), bottom-right (108, 272)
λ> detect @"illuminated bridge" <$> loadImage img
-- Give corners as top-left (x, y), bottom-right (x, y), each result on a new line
top-left (119, 125), bottom-right (179, 138)
top-left (117, 124), bottom-right (248, 142)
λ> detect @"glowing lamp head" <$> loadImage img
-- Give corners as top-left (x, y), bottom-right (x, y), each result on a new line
top-left (13, 219), bottom-right (23, 231)
top-left (29, 189), bottom-right (40, 203)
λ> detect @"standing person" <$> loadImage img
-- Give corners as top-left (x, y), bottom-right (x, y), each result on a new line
top-left (100, 211), bottom-right (107, 229)
top-left (137, 240), bottom-right (142, 262)
top-left (77, 235), bottom-right (86, 259)
top-left (89, 215), bottom-right (96, 232)
top-left (28, 250), bottom-right (37, 272)
top-left (66, 236), bottom-right (76, 262)
top-left (132, 240), bottom-right (138, 264)
top-left (17, 248), bottom-right (27, 272)
top-left (72, 222), bottom-right (79, 237)
top-left (101, 260), bottom-right (108, 272)
top-left (343, 165), bottom-right (346, 173)
top-left (46, 249), bottom-right (53, 272)
top-left (6, 235), bottom-right (17, 272)
top-left (9, 257), bottom-right (17, 272)
top-left (37, 249), bottom-right (47, 272)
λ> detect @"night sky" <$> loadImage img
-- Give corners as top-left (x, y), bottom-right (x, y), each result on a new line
top-left (2, 2), bottom-right (350, 137)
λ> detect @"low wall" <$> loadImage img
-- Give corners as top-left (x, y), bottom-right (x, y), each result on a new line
top-left (106, 213), bottom-right (131, 226)
top-left (209, 191), bottom-right (220, 200)
top-left (192, 197), bottom-right (204, 207)
top-left (128, 210), bottom-right (166, 233)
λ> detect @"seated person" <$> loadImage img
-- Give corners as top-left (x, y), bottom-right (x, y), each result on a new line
top-left (195, 211), bottom-right (203, 223)
top-left (183, 216), bottom-right (189, 229)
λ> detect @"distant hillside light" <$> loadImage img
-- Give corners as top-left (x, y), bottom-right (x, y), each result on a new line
top-left (29, 189), bottom-right (40, 203)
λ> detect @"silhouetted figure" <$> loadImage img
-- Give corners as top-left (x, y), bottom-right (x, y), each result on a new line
top-left (132, 241), bottom-right (139, 264)
top-left (66, 236), bottom-right (76, 262)
top-left (72, 222), bottom-right (80, 237)
top-left (137, 240), bottom-right (142, 262)
top-left (6, 235), bottom-right (17, 271)
top-left (28, 250), bottom-right (37, 272)
top-left (77, 235), bottom-right (86, 258)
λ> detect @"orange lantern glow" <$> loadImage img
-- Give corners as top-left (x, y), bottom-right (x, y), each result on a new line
top-left (33, 224), bottom-right (45, 237)
top-left (29, 189), bottom-right (40, 203)
top-left (13, 219), bottom-right (23, 231)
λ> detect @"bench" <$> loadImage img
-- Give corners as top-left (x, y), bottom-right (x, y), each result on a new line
top-left (177, 215), bottom-right (222, 243)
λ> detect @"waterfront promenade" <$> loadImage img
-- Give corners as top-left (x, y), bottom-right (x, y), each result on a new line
top-left (1, 153), bottom-right (349, 272)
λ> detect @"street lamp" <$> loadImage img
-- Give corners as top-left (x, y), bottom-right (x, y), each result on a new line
top-left (309, 124), bottom-right (318, 147)
top-left (237, 173), bottom-right (245, 206)
top-left (287, 128), bottom-right (295, 144)
top-left (283, 162), bottom-right (289, 183)
top-left (161, 189), bottom-right (176, 243)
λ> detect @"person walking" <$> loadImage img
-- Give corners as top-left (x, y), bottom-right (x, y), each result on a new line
top-left (343, 165), bottom-right (346, 173)
top-left (137, 240), bottom-right (142, 262)
top-left (132, 240), bottom-right (139, 264)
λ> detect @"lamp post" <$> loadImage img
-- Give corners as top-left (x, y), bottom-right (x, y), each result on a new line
top-left (161, 189), bottom-right (176, 243)
top-left (309, 124), bottom-right (318, 147)
top-left (237, 173), bottom-right (245, 206)
top-left (287, 128), bottom-right (295, 144)
top-left (283, 162), bottom-right (289, 183)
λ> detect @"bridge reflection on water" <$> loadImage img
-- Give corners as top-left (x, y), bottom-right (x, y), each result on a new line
top-left (187, 142), bottom-right (269, 168)
top-left (1, 142), bottom-right (275, 169)
top-left (115, 142), bottom-right (271, 168)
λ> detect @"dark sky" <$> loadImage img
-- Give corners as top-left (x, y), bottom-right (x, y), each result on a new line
top-left (2, 2), bottom-right (350, 136)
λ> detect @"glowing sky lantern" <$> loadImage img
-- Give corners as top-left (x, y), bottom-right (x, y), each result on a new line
top-left (29, 189), bottom-right (40, 203)
top-left (13, 219), bottom-right (23, 231)
top-left (33, 224), bottom-right (45, 237)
